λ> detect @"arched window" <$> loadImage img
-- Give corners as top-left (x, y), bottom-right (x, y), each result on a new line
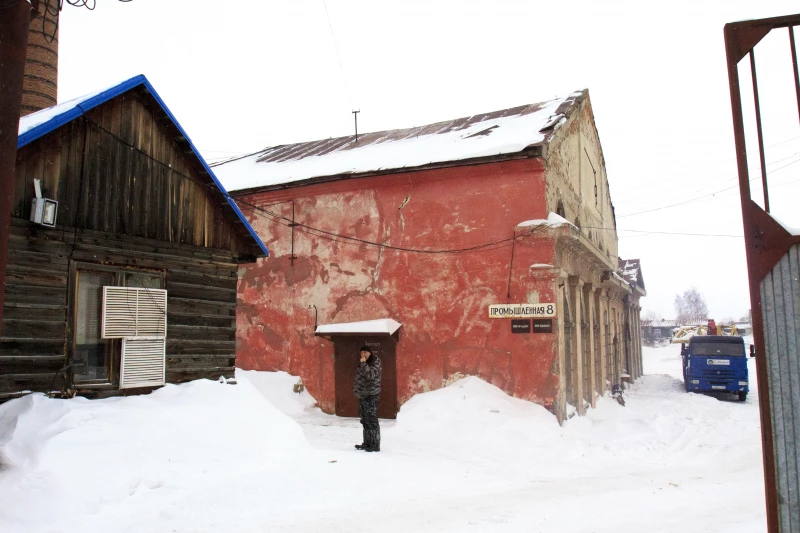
top-left (556, 200), bottom-right (565, 218)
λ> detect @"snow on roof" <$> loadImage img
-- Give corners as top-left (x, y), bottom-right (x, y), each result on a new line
top-left (18, 87), bottom-right (109, 144)
top-left (772, 213), bottom-right (800, 236)
top-left (617, 258), bottom-right (645, 292)
top-left (214, 91), bottom-right (586, 192)
top-left (611, 271), bottom-right (627, 284)
top-left (516, 212), bottom-right (574, 229)
top-left (315, 318), bottom-right (402, 336)
top-left (642, 319), bottom-right (708, 328)
top-left (16, 75), bottom-right (268, 257)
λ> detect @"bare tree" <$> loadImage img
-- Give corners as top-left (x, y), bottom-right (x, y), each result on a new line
top-left (642, 309), bottom-right (662, 322)
top-left (674, 287), bottom-right (709, 324)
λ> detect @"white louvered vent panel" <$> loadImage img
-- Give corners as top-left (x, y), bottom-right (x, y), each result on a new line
top-left (120, 338), bottom-right (166, 389)
top-left (102, 287), bottom-right (167, 339)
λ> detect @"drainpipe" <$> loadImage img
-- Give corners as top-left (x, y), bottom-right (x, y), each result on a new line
top-left (0, 0), bottom-right (39, 335)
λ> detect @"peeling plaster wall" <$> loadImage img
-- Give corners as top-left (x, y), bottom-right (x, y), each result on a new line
top-left (543, 93), bottom-right (618, 263)
top-left (235, 159), bottom-right (563, 414)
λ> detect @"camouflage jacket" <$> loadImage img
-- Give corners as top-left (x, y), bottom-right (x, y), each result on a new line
top-left (353, 355), bottom-right (382, 399)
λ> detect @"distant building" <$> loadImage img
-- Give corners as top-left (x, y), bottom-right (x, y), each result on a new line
top-left (215, 90), bottom-right (644, 423)
top-left (641, 319), bottom-right (711, 344)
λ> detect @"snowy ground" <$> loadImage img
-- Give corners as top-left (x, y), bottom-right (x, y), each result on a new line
top-left (0, 344), bottom-right (766, 532)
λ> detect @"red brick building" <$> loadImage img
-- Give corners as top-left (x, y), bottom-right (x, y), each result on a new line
top-left (215, 90), bottom-right (645, 423)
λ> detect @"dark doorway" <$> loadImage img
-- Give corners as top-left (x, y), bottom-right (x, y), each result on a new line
top-left (333, 336), bottom-right (398, 419)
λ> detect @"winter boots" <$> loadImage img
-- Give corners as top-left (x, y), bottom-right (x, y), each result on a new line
top-left (364, 429), bottom-right (380, 452)
top-left (354, 428), bottom-right (380, 452)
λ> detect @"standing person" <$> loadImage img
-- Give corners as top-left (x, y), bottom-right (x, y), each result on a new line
top-left (353, 345), bottom-right (382, 452)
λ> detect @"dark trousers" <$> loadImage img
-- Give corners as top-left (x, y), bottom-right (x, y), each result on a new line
top-left (359, 395), bottom-right (380, 450)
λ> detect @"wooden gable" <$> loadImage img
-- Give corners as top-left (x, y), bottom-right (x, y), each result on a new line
top-left (13, 85), bottom-right (263, 261)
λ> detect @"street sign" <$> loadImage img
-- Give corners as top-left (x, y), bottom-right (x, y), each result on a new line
top-left (488, 303), bottom-right (555, 319)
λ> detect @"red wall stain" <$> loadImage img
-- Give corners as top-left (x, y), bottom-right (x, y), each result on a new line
top-left (235, 158), bottom-right (562, 413)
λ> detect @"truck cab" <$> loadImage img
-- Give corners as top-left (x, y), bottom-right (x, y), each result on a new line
top-left (681, 335), bottom-right (749, 401)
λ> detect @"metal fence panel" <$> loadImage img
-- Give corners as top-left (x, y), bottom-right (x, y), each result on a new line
top-left (761, 244), bottom-right (800, 532)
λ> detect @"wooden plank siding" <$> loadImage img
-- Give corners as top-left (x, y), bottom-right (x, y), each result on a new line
top-left (0, 219), bottom-right (240, 400)
top-left (12, 86), bottom-right (261, 258)
top-left (2, 86), bottom-right (265, 401)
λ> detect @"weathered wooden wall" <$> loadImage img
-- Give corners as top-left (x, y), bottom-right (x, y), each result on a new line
top-left (0, 218), bottom-right (239, 400)
top-left (2, 87), bottom-right (262, 400)
top-left (13, 86), bottom-right (261, 258)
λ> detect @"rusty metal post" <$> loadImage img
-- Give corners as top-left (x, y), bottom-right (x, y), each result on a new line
top-left (0, 0), bottom-right (39, 336)
top-left (725, 14), bottom-right (800, 533)
top-left (749, 50), bottom-right (770, 213)
top-left (791, 27), bottom-right (800, 124)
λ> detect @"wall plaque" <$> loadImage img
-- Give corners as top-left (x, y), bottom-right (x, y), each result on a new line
top-left (532, 318), bottom-right (553, 333)
top-left (511, 319), bottom-right (531, 333)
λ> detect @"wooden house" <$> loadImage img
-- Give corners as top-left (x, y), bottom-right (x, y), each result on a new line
top-left (0, 75), bottom-right (269, 402)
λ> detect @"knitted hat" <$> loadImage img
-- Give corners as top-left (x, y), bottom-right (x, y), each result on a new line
top-left (360, 345), bottom-right (373, 355)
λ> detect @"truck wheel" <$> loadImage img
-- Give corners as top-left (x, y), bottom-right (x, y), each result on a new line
top-left (738, 392), bottom-right (747, 402)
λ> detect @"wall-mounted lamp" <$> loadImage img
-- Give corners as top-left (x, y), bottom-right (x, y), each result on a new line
top-left (30, 179), bottom-right (57, 227)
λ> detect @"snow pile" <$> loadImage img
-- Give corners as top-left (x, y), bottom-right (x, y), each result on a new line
top-left (0, 344), bottom-right (766, 532)
top-left (0, 378), bottom-right (312, 532)
top-left (237, 369), bottom-right (318, 418)
top-left (393, 376), bottom-right (561, 461)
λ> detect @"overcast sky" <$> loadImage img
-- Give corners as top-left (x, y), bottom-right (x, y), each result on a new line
top-left (56, 0), bottom-right (800, 321)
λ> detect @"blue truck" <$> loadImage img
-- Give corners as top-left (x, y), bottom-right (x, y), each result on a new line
top-left (681, 335), bottom-right (751, 401)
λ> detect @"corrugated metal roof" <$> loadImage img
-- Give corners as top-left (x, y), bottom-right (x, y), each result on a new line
top-left (213, 90), bottom-right (587, 193)
top-left (16, 75), bottom-right (269, 258)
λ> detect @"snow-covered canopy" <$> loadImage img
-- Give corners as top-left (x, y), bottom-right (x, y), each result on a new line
top-left (315, 318), bottom-right (402, 336)
top-left (214, 91), bottom-right (586, 192)
top-left (516, 212), bottom-right (575, 229)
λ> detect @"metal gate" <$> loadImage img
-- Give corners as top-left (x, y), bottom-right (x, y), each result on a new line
top-left (725, 14), bottom-right (800, 533)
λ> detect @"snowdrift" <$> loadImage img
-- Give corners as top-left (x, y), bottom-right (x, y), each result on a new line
top-left (0, 348), bottom-right (766, 533)
top-left (0, 378), bottom-right (312, 530)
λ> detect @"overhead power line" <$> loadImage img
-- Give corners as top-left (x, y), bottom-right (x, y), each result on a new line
top-left (617, 156), bottom-right (800, 219)
top-left (42, 0), bottom-right (134, 43)
top-left (85, 118), bottom-right (749, 260)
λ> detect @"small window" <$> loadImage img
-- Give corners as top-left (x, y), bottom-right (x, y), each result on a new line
top-left (71, 264), bottom-right (164, 387)
top-left (74, 271), bottom-right (115, 382)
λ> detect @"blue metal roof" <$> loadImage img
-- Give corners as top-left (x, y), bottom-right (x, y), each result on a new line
top-left (17, 74), bottom-right (269, 258)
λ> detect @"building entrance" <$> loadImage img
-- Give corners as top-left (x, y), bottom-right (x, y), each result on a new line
top-left (333, 336), bottom-right (398, 419)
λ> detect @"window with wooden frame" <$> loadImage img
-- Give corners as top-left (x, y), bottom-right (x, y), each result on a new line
top-left (69, 263), bottom-right (165, 388)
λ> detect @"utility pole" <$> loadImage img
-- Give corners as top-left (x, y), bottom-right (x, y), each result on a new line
top-left (0, 0), bottom-right (39, 335)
